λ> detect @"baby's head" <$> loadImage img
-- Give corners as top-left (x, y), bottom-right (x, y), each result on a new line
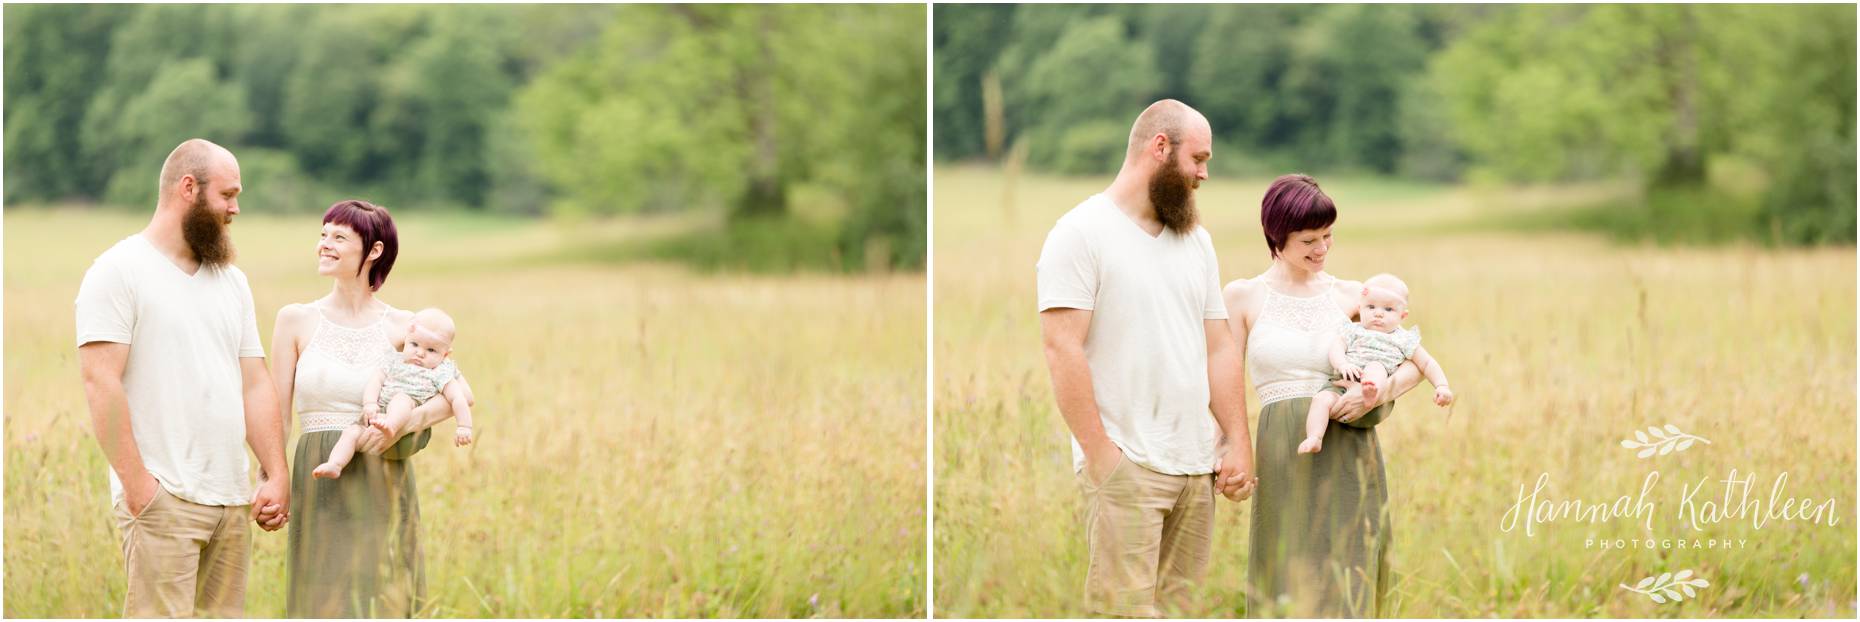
top-left (400, 308), bottom-right (456, 369)
top-left (1357, 273), bottom-right (1410, 333)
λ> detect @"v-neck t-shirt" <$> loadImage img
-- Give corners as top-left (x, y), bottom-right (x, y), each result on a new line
top-left (75, 234), bottom-right (265, 507)
top-left (1036, 194), bottom-right (1229, 476)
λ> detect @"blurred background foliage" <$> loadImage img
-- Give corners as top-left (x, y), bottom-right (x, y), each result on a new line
top-left (933, 4), bottom-right (1854, 245)
top-left (5, 3), bottom-right (926, 271)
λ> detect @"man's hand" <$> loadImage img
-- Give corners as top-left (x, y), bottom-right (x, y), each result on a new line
top-left (1082, 441), bottom-right (1123, 486)
top-left (1214, 442), bottom-right (1257, 501)
top-left (250, 474), bottom-right (289, 531)
top-left (123, 470), bottom-right (161, 517)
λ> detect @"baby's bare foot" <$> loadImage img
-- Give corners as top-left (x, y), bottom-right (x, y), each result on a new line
top-left (1298, 438), bottom-right (1322, 454)
top-left (370, 417), bottom-right (398, 436)
top-left (1360, 381), bottom-right (1381, 405)
top-left (312, 463), bottom-right (344, 479)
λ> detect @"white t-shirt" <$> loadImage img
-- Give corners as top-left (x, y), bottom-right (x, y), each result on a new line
top-left (75, 234), bottom-right (265, 507)
top-left (1036, 194), bottom-right (1229, 476)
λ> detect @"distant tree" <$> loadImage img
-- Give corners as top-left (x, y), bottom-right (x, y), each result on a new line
top-left (3, 5), bottom-right (135, 202)
top-left (932, 3), bottom-right (1015, 162)
top-left (1006, 15), bottom-right (1160, 174)
top-left (92, 58), bottom-right (254, 206)
top-left (1430, 4), bottom-right (1855, 242)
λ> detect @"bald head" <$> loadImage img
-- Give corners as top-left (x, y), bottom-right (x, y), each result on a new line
top-left (413, 308), bottom-right (458, 342)
top-left (1364, 273), bottom-right (1410, 302)
top-left (1126, 99), bottom-right (1211, 160)
top-left (159, 139), bottom-right (237, 202)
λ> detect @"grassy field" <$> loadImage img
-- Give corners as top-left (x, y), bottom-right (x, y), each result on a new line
top-left (4, 208), bottom-right (925, 617)
top-left (933, 164), bottom-right (1856, 617)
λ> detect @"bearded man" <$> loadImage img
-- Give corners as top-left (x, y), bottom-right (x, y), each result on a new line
top-left (1035, 100), bottom-right (1258, 616)
top-left (75, 138), bottom-right (290, 617)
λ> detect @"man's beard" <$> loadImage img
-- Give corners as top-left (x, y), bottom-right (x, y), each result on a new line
top-left (182, 190), bottom-right (235, 267)
top-left (1149, 158), bottom-right (1198, 235)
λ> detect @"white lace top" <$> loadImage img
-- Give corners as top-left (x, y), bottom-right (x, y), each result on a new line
top-left (294, 308), bottom-right (399, 433)
top-left (1247, 285), bottom-right (1351, 406)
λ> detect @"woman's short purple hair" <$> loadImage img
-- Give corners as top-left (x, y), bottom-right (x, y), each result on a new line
top-left (322, 200), bottom-right (398, 291)
top-left (1259, 174), bottom-right (1337, 257)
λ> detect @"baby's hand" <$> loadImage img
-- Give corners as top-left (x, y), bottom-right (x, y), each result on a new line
top-left (1336, 363), bottom-right (1361, 381)
top-left (362, 404), bottom-right (379, 425)
top-left (455, 426), bottom-right (474, 447)
top-left (1434, 385), bottom-right (1455, 407)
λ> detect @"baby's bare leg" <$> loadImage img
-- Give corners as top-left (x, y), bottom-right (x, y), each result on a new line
top-left (313, 425), bottom-right (366, 479)
top-left (1300, 392), bottom-right (1339, 454)
top-left (1359, 362), bottom-right (1390, 404)
top-left (370, 394), bottom-right (419, 436)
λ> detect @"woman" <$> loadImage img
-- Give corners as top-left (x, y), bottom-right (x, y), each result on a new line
top-left (1221, 175), bottom-right (1422, 618)
top-left (269, 200), bottom-right (471, 617)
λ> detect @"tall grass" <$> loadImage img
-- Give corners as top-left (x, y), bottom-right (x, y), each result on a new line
top-left (4, 208), bottom-right (926, 617)
top-left (933, 165), bottom-right (1856, 617)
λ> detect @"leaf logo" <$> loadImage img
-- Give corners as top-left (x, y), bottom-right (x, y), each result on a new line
top-left (1618, 424), bottom-right (1710, 458)
top-left (1620, 570), bottom-right (1709, 604)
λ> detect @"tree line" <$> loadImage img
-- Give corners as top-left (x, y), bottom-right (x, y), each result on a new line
top-left (5, 4), bottom-right (925, 268)
top-left (934, 4), bottom-right (1854, 244)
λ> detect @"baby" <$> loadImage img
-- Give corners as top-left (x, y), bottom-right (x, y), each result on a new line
top-left (313, 308), bottom-right (475, 479)
top-left (1299, 273), bottom-right (1453, 454)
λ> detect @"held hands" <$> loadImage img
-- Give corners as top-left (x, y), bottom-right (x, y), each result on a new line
top-left (250, 471), bottom-right (289, 531)
top-left (1434, 384), bottom-right (1455, 408)
top-left (1214, 442), bottom-right (1258, 502)
top-left (454, 425), bottom-right (474, 447)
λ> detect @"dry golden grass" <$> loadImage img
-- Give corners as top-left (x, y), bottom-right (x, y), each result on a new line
top-left (5, 208), bottom-right (925, 617)
top-left (933, 164), bottom-right (1855, 617)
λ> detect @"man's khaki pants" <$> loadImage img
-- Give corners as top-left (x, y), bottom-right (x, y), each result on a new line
top-left (112, 487), bottom-right (250, 618)
top-left (1079, 457), bottom-right (1216, 617)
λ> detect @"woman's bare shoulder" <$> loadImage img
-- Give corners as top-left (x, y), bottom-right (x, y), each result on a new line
top-left (274, 302), bottom-right (318, 330)
top-left (1223, 274), bottom-right (1265, 302)
top-left (1223, 274), bottom-right (1271, 322)
top-left (1328, 276), bottom-right (1365, 318)
top-left (380, 303), bottom-right (414, 324)
top-left (1331, 275), bottom-right (1365, 294)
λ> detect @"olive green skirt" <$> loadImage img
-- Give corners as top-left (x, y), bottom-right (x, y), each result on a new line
top-left (1246, 398), bottom-right (1393, 618)
top-left (287, 428), bottom-right (430, 618)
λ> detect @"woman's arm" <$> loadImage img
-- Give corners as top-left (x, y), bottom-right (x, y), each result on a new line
top-left (1217, 279), bottom-right (1261, 501)
top-left (354, 394), bottom-right (454, 455)
top-left (355, 375), bottom-right (473, 454)
top-left (269, 305), bottom-right (310, 446)
top-left (1330, 360), bottom-right (1421, 422)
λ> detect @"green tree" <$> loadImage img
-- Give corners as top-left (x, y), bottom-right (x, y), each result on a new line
top-left (1008, 15), bottom-right (1161, 174)
top-left (93, 58), bottom-right (254, 206)
top-left (931, 3), bottom-right (1016, 161)
top-left (1430, 4), bottom-right (1855, 243)
top-left (517, 5), bottom-right (764, 217)
top-left (3, 4), bottom-right (132, 202)
top-left (380, 8), bottom-right (516, 207)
